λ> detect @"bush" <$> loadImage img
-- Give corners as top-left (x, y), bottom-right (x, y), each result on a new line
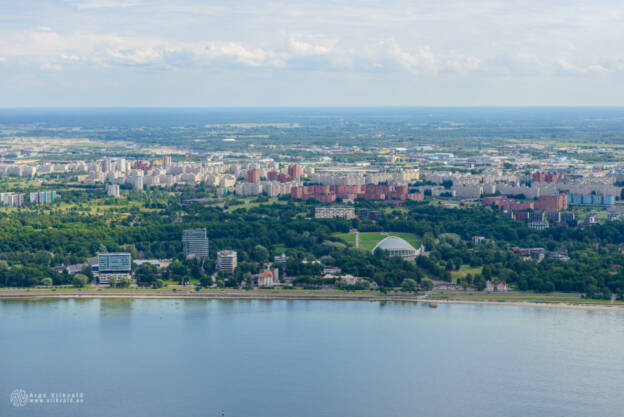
top-left (420, 278), bottom-right (434, 291)
top-left (41, 278), bottom-right (53, 287)
top-left (72, 274), bottom-right (88, 288)
top-left (401, 278), bottom-right (418, 292)
top-left (136, 263), bottom-right (158, 287)
top-left (118, 277), bottom-right (131, 288)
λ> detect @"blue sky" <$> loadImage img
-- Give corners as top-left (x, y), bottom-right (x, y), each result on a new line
top-left (1, 0), bottom-right (623, 106)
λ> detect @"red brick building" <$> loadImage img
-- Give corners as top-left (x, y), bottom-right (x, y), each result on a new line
top-left (532, 172), bottom-right (559, 183)
top-left (247, 169), bottom-right (260, 183)
top-left (267, 170), bottom-right (279, 181)
top-left (535, 194), bottom-right (568, 211)
top-left (287, 164), bottom-right (303, 180)
top-left (483, 196), bottom-right (534, 211)
top-left (290, 184), bottom-right (412, 202)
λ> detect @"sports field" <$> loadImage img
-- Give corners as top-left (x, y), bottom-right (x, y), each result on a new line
top-left (333, 232), bottom-right (421, 251)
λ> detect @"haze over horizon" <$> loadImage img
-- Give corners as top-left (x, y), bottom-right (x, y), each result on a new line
top-left (2, 0), bottom-right (624, 107)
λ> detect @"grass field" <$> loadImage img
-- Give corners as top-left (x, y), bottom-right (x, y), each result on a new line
top-left (273, 244), bottom-right (288, 253)
top-left (225, 197), bottom-right (286, 212)
top-left (450, 265), bottom-right (483, 281)
top-left (333, 232), bottom-right (421, 252)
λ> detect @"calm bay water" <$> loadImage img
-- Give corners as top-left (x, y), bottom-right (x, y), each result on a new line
top-left (1, 299), bottom-right (623, 417)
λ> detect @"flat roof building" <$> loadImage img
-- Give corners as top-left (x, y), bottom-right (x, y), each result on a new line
top-left (247, 169), bottom-right (260, 183)
top-left (97, 252), bottom-right (132, 284)
top-left (107, 184), bottom-right (120, 197)
top-left (217, 250), bottom-right (237, 274)
top-left (315, 206), bottom-right (355, 220)
top-left (30, 191), bottom-right (56, 204)
top-left (182, 228), bottom-right (209, 260)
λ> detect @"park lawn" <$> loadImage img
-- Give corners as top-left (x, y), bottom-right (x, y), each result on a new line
top-left (356, 233), bottom-right (387, 251)
top-left (332, 232), bottom-right (355, 246)
top-left (450, 265), bottom-right (483, 282)
top-left (333, 231), bottom-right (421, 252)
top-left (45, 198), bottom-right (156, 213)
top-left (273, 244), bottom-right (288, 253)
top-left (226, 197), bottom-right (286, 212)
top-left (391, 233), bottom-right (422, 249)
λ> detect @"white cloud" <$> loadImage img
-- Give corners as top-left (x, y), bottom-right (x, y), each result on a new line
top-left (555, 57), bottom-right (609, 74)
top-left (196, 42), bottom-right (285, 67)
top-left (42, 63), bottom-right (63, 71)
top-left (0, 1), bottom-right (622, 80)
top-left (61, 54), bottom-right (81, 62)
top-left (445, 50), bottom-right (482, 74)
top-left (287, 36), bottom-right (334, 56)
top-left (381, 40), bottom-right (437, 73)
top-left (0, 28), bottom-right (611, 78)
top-left (0, 29), bottom-right (460, 73)
top-left (588, 64), bottom-right (609, 73)
top-left (76, 1), bottom-right (140, 9)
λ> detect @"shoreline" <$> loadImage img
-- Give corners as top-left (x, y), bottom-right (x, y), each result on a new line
top-left (1, 289), bottom-right (623, 311)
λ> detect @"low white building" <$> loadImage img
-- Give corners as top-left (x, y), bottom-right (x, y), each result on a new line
top-left (315, 207), bottom-right (355, 220)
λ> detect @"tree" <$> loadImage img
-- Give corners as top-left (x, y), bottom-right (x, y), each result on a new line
top-left (420, 278), bottom-right (434, 291)
top-left (252, 245), bottom-right (269, 263)
top-left (72, 274), bottom-right (88, 288)
top-left (402, 278), bottom-right (418, 292)
top-left (153, 279), bottom-right (165, 289)
top-left (243, 272), bottom-right (253, 288)
top-left (190, 262), bottom-right (202, 279)
top-left (81, 266), bottom-right (94, 283)
top-left (136, 263), bottom-right (158, 286)
top-left (118, 277), bottom-right (131, 288)
top-left (41, 277), bottom-right (53, 287)
top-left (168, 260), bottom-right (187, 284)
top-left (108, 276), bottom-right (118, 287)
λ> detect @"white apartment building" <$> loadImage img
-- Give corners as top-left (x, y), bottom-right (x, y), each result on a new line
top-left (315, 207), bottom-right (356, 220)
top-left (217, 250), bottom-right (238, 274)
top-left (107, 184), bottom-right (120, 197)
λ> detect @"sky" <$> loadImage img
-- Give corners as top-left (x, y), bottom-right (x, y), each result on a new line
top-left (1, 0), bottom-right (623, 107)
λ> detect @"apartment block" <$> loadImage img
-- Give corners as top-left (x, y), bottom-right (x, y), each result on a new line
top-left (182, 228), bottom-right (209, 260)
top-left (29, 191), bottom-right (56, 204)
top-left (217, 250), bottom-right (238, 274)
top-left (315, 207), bottom-right (355, 220)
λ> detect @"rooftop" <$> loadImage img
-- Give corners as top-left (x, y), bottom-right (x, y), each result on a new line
top-left (373, 236), bottom-right (416, 252)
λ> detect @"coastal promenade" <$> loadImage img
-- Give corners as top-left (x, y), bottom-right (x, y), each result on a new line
top-left (1, 287), bottom-right (623, 310)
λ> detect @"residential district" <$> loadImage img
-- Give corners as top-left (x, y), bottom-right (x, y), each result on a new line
top-left (1, 131), bottom-right (624, 302)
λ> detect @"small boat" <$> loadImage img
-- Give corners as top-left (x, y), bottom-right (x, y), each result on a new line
top-left (428, 303), bottom-right (438, 308)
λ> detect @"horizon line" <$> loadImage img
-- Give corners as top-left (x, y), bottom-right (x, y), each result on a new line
top-left (2, 105), bottom-right (624, 110)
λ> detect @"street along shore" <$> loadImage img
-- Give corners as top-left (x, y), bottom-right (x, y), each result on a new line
top-left (1, 287), bottom-right (623, 311)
